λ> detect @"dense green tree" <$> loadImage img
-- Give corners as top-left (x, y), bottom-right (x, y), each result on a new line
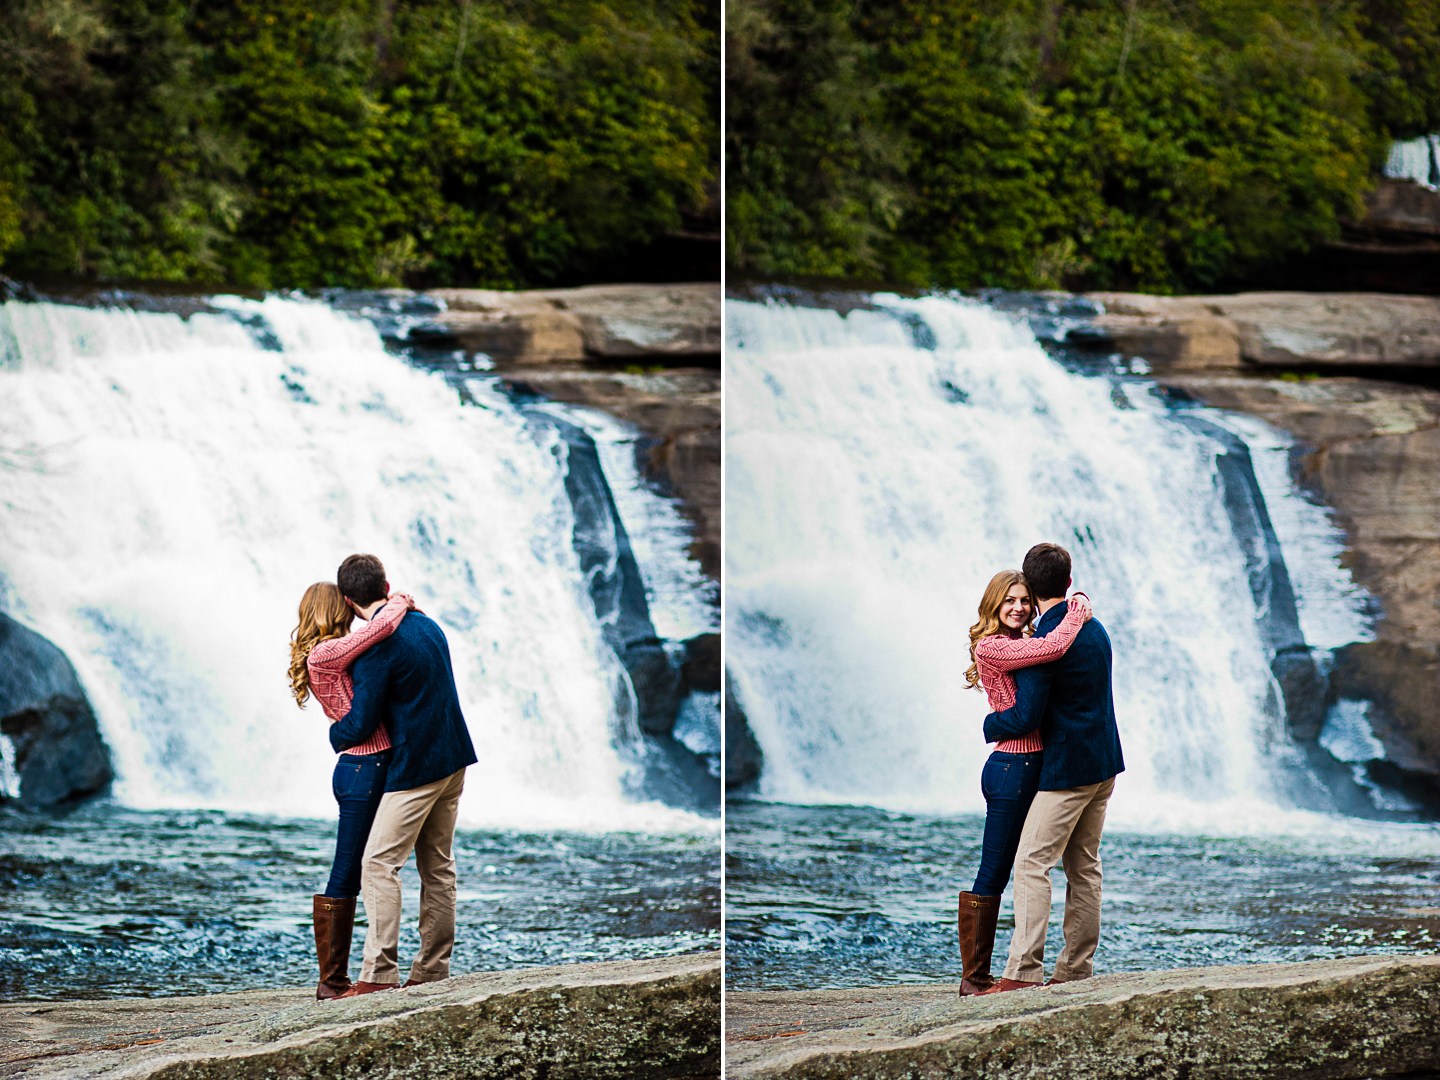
top-left (0, 0), bottom-right (717, 288)
top-left (0, 0), bottom-right (243, 280)
top-left (728, 0), bottom-right (1436, 292)
top-left (725, 0), bottom-right (909, 278)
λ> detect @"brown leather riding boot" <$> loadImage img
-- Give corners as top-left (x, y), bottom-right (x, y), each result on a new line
top-left (312, 895), bottom-right (356, 1000)
top-left (957, 892), bottom-right (1002, 995)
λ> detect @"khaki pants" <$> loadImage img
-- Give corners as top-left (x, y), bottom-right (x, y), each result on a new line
top-left (358, 767), bottom-right (466, 985)
top-left (1002, 776), bottom-right (1114, 984)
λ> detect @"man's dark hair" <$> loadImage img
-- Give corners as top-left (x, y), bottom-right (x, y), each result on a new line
top-left (1022, 543), bottom-right (1071, 600)
top-left (337, 554), bottom-right (387, 607)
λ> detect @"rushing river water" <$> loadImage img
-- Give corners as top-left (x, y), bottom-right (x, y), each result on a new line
top-left (725, 800), bottom-right (1440, 991)
top-left (0, 801), bottom-right (718, 1000)
top-left (723, 290), bottom-right (1440, 991)
top-left (0, 289), bottom-right (719, 999)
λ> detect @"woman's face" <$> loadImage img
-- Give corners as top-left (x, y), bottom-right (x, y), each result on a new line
top-left (998, 583), bottom-right (1032, 631)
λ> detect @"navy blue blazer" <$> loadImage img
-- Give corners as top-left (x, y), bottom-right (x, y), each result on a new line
top-left (329, 610), bottom-right (477, 792)
top-left (983, 601), bottom-right (1124, 791)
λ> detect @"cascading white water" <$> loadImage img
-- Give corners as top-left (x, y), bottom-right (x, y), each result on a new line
top-left (0, 295), bottom-right (707, 832)
top-left (527, 402), bottom-right (719, 642)
top-left (725, 294), bottom-right (1375, 833)
top-left (1384, 135), bottom-right (1440, 190)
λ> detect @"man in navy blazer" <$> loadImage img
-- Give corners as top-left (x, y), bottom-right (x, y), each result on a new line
top-left (329, 554), bottom-right (477, 996)
top-left (981, 543), bottom-right (1124, 992)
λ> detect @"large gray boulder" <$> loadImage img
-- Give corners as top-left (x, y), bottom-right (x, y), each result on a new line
top-left (728, 954), bottom-right (1440, 1079)
top-left (724, 673), bottom-right (764, 790)
top-left (0, 613), bottom-right (112, 806)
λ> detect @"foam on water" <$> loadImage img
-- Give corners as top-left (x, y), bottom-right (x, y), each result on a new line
top-left (724, 294), bottom-right (1432, 842)
top-left (0, 295), bottom-right (708, 834)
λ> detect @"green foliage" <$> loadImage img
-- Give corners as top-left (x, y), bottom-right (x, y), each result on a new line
top-left (1359, 0), bottom-right (1440, 137)
top-left (728, 0), bottom-right (1427, 291)
top-left (725, 0), bottom-right (910, 279)
top-left (0, 0), bottom-right (716, 288)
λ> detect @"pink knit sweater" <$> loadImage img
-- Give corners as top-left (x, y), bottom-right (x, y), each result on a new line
top-left (306, 594), bottom-right (410, 756)
top-left (973, 598), bottom-right (1087, 753)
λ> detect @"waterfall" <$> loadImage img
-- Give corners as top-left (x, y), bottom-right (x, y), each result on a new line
top-left (1384, 135), bottom-right (1440, 190)
top-left (725, 293), bottom-right (1377, 833)
top-left (0, 294), bottom-right (711, 832)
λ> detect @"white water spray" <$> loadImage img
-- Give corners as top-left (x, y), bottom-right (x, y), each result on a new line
top-left (725, 294), bottom-right (1376, 833)
top-left (0, 295), bottom-right (708, 832)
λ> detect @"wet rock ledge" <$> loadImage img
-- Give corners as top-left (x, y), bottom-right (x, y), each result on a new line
top-left (727, 954), bottom-right (1440, 1079)
top-left (0, 954), bottom-right (718, 1080)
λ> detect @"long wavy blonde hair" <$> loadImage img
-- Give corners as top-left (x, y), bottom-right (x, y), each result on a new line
top-left (288, 582), bottom-right (354, 707)
top-left (964, 570), bottom-right (1033, 690)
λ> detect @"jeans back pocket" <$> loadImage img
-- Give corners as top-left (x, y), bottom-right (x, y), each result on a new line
top-left (333, 761), bottom-right (365, 800)
top-left (980, 759), bottom-right (1010, 800)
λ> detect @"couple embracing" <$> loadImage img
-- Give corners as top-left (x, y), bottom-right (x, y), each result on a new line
top-left (958, 542), bottom-right (1125, 994)
top-left (288, 554), bottom-right (478, 999)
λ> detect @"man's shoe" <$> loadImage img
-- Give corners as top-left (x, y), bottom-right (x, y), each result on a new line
top-left (980, 978), bottom-right (1042, 995)
top-left (402, 979), bottom-right (431, 988)
top-left (956, 892), bottom-right (1002, 996)
top-left (311, 895), bottom-right (356, 1000)
top-left (338, 981), bottom-right (399, 998)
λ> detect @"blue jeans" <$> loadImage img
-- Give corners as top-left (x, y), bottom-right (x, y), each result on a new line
top-left (324, 749), bottom-right (392, 899)
top-left (971, 750), bottom-right (1042, 896)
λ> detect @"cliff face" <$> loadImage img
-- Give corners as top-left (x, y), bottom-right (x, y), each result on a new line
top-left (1078, 292), bottom-right (1440, 796)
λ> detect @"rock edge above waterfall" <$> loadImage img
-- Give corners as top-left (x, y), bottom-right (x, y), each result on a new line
top-left (0, 954), bottom-right (719, 1080)
top-left (426, 283), bottom-right (720, 364)
top-left (726, 953), bottom-right (1440, 1080)
top-left (1080, 289), bottom-right (1440, 370)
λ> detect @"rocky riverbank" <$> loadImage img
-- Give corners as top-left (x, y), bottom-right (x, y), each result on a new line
top-left (0, 954), bottom-right (719, 1079)
top-left (727, 954), bottom-right (1440, 1079)
top-left (1076, 290), bottom-right (1440, 804)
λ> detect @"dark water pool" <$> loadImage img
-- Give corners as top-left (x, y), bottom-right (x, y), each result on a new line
top-left (724, 799), bottom-right (1440, 991)
top-left (0, 801), bottom-right (718, 1000)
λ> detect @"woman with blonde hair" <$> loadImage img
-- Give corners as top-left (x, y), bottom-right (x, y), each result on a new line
top-left (288, 581), bottom-right (413, 999)
top-left (957, 570), bottom-right (1089, 995)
